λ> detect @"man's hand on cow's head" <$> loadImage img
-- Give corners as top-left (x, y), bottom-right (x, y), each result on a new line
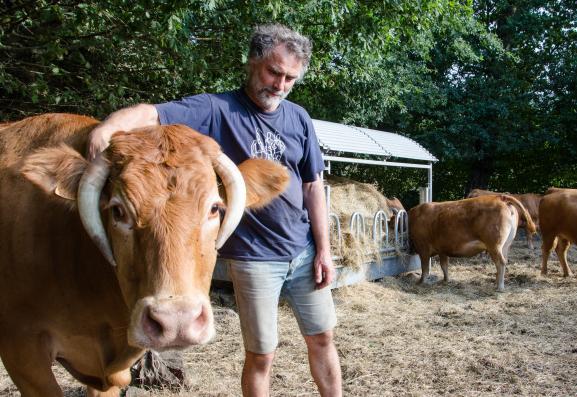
top-left (87, 125), bottom-right (115, 160)
top-left (314, 248), bottom-right (335, 289)
top-left (87, 104), bottom-right (161, 160)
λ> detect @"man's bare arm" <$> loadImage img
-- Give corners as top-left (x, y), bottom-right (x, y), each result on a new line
top-left (88, 103), bottom-right (160, 160)
top-left (303, 175), bottom-right (335, 289)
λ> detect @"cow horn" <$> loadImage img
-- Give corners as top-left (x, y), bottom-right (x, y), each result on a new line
top-left (77, 154), bottom-right (117, 266)
top-left (212, 153), bottom-right (246, 249)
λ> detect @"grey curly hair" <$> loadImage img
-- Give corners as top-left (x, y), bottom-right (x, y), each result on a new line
top-left (248, 24), bottom-right (312, 78)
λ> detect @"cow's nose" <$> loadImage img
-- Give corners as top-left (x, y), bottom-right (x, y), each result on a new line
top-left (142, 304), bottom-right (175, 341)
top-left (139, 298), bottom-right (213, 348)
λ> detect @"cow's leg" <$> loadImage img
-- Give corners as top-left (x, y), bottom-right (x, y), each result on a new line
top-left (526, 227), bottom-right (535, 250)
top-left (418, 253), bottom-right (431, 284)
top-left (439, 255), bottom-right (449, 282)
top-left (0, 335), bottom-right (62, 397)
top-left (555, 238), bottom-right (573, 277)
top-left (488, 249), bottom-right (507, 292)
top-left (86, 386), bottom-right (121, 397)
top-left (540, 235), bottom-right (557, 276)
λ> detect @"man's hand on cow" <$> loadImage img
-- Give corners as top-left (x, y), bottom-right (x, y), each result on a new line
top-left (87, 125), bottom-right (114, 160)
top-left (314, 248), bottom-right (335, 289)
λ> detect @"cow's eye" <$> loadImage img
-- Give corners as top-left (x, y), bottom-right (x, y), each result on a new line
top-left (209, 203), bottom-right (224, 220)
top-left (111, 204), bottom-right (126, 222)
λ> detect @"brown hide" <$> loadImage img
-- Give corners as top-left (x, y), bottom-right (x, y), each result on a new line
top-left (385, 197), bottom-right (405, 212)
top-left (409, 195), bottom-right (536, 291)
top-left (0, 113), bottom-right (288, 396)
top-left (545, 187), bottom-right (577, 195)
top-left (539, 189), bottom-right (577, 277)
top-left (467, 188), bottom-right (541, 249)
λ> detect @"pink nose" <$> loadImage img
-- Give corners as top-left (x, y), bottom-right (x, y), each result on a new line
top-left (140, 298), bottom-right (213, 349)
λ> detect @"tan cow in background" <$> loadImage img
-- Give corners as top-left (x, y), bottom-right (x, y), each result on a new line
top-left (0, 114), bottom-right (288, 397)
top-left (409, 195), bottom-right (537, 291)
top-left (539, 188), bottom-right (577, 277)
top-left (385, 197), bottom-right (405, 230)
top-left (467, 188), bottom-right (542, 249)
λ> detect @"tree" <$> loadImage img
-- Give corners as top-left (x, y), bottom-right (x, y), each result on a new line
top-left (4, 1), bottom-right (572, 199)
top-left (395, 0), bottom-right (577, 198)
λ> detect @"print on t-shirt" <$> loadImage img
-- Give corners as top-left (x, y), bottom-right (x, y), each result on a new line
top-left (250, 128), bottom-right (286, 162)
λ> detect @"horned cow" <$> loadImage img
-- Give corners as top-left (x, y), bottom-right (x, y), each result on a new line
top-left (0, 113), bottom-right (288, 397)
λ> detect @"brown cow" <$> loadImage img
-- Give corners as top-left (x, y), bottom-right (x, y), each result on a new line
top-left (467, 188), bottom-right (542, 249)
top-left (385, 197), bottom-right (407, 242)
top-left (409, 195), bottom-right (537, 291)
top-left (539, 189), bottom-right (577, 277)
top-left (0, 114), bottom-right (289, 397)
top-left (386, 197), bottom-right (405, 220)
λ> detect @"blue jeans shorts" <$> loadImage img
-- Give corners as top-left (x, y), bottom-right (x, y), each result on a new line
top-left (225, 244), bottom-right (337, 354)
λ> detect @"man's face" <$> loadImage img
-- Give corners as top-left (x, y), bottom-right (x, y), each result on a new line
top-left (246, 44), bottom-right (304, 112)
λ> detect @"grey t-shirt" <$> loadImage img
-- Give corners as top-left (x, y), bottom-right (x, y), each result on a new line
top-left (155, 89), bottom-right (324, 261)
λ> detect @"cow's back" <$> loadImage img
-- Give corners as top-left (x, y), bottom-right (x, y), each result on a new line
top-left (0, 113), bottom-right (97, 167)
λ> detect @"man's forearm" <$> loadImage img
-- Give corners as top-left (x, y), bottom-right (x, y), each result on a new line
top-left (303, 177), bottom-right (330, 253)
top-left (88, 103), bottom-right (159, 159)
top-left (102, 104), bottom-right (159, 130)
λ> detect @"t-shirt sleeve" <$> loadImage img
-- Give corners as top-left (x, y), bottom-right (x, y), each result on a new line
top-left (154, 94), bottom-right (213, 134)
top-left (298, 115), bottom-right (325, 183)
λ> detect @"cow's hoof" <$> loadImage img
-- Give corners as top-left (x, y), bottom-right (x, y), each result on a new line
top-left (418, 275), bottom-right (437, 285)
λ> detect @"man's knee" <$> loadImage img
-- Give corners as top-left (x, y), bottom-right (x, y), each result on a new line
top-left (304, 330), bottom-right (334, 349)
top-left (245, 351), bottom-right (275, 372)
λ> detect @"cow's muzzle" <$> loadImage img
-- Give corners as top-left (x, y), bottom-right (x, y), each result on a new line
top-left (128, 295), bottom-right (215, 350)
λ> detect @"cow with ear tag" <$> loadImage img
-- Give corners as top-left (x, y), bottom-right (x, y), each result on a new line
top-left (0, 113), bottom-right (289, 397)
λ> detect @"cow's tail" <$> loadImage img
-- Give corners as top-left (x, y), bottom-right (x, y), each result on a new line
top-left (500, 195), bottom-right (537, 235)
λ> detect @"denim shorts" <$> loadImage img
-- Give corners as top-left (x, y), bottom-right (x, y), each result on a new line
top-left (225, 244), bottom-right (337, 354)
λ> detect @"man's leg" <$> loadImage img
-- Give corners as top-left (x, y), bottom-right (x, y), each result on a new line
top-left (242, 351), bottom-right (275, 397)
top-left (227, 258), bottom-right (287, 397)
top-left (304, 330), bottom-right (342, 397)
top-left (284, 244), bottom-right (342, 396)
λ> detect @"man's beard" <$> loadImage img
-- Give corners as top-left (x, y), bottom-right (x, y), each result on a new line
top-left (247, 73), bottom-right (291, 111)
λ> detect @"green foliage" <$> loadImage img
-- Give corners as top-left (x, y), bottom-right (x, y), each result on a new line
top-left (1, 0), bottom-right (575, 200)
top-left (393, 0), bottom-right (577, 197)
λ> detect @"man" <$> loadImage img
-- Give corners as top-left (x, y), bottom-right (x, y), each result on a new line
top-left (88, 24), bottom-right (342, 396)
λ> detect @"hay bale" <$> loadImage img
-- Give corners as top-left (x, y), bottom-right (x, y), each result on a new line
top-left (326, 175), bottom-right (394, 221)
top-left (325, 175), bottom-right (401, 268)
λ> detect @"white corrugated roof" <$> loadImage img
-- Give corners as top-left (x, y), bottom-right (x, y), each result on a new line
top-left (312, 119), bottom-right (437, 162)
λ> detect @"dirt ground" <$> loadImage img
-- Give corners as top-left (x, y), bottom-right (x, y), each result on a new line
top-left (2, 236), bottom-right (577, 397)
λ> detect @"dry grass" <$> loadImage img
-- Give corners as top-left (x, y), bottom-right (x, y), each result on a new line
top-left (2, 238), bottom-right (577, 396)
top-left (326, 175), bottom-right (397, 269)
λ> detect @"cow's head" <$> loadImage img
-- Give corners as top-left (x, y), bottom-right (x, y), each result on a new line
top-left (21, 124), bottom-right (289, 351)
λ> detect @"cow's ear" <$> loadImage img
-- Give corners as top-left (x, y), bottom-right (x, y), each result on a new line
top-left (237, 158), bottom-right (290, 208)
top-left (21, 144), bottom-right (88, 202)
